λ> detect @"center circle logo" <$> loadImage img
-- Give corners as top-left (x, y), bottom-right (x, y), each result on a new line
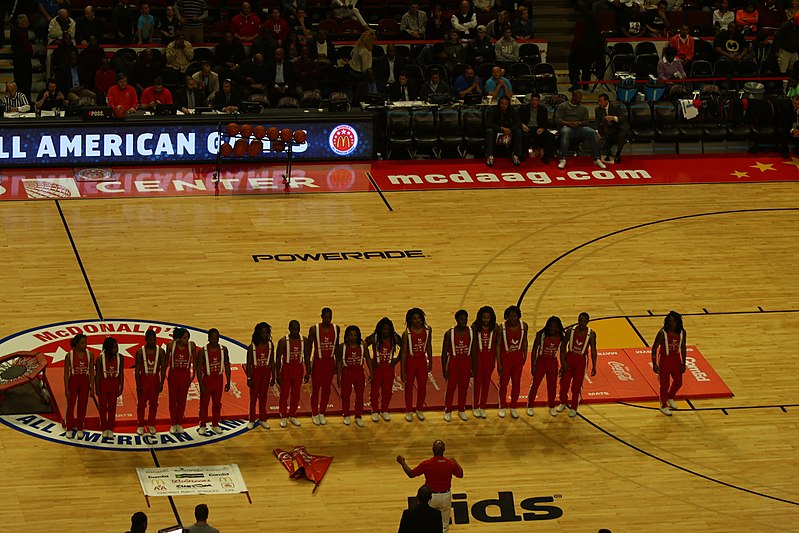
top-left (328, 124), bottom-right (358, 156)
top-left (0, 319), bottom-right (251, 452)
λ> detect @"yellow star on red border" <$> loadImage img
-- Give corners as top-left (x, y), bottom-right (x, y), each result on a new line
top-left (750, 162), bottom-right (776, 172)
top-left (730, 170), bottom-right (749, 178)
top-left (782, 157), bottom-right (799, 168)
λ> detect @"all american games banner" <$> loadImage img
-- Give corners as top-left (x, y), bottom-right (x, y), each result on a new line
top-left (136, 464), bottom-right (249, 498)
top-left (274, 446), bottom-right (333, 493)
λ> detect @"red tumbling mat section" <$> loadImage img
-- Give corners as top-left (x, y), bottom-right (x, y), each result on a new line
top-left (48, 347), bottom-right (732, 429)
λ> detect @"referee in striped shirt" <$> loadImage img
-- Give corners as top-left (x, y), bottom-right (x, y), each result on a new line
top-left (2, 82), bottom-right (31, 113)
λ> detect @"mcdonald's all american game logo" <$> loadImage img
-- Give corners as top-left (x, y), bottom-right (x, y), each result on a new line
top-left (0, 319), bottom-right (250, 452)
top-left (329, 124), bottom-right (358, 156)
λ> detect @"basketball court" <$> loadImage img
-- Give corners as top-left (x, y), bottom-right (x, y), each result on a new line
top-left (1, 155), bottom-right (798, 532)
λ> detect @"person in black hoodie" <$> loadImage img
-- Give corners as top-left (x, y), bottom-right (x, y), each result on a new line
top-left (485, 95), bottom-right (522, 167)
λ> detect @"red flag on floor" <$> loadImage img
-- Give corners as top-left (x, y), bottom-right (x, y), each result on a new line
top-left (274, 446), bottom-right (333, 493)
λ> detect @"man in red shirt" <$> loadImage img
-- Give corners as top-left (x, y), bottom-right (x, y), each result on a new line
top-left (397, 440), bottom-right (463, 533)
top-left (230, 2), bottom-right (262, 42)
top-left (107, 72), bottom-right (138, 114)
top-left (139, 76), bottom-right (174, 110)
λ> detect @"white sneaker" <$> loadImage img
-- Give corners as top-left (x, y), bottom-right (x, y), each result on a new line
top-left (212, 426), bottom-right (222, 434)
top-left (148, 426), bottom-right (156, 435)
top-left (280, 418), bottom-right (288, 428)
top-left (343, 416), bottom-right (351, 426)
top-left (319, 414), bottom-right (327, 425)
top-left (660, 407), bottom-right (672, 416)
top-left (556, 404), bottom-right (567, 412)
top-left (136, 426), bottom-right (145, 436)
top-left (416, 411), bottom-right (425, 421)
top-left (312, 414), bottom-right (321, 426)
top-left (480, 409), bottom-right (488, 419)
top-left (498, 408), bottom-right (506, 418)
top-left (667, 399), bottom-right (678, 409)
top-left (526, 407), bottom-right (534, 417)
top-left (568, 409), bottom-right (577, 418)
top-left (76, 430), bottom-right (84, 439)
top-left (457, 411), bottom-right (468, 421)
top-left (169, 425), bottom-right (177, 435)
top-left (371, 412), bottom-right (380, 422)
top-left (355, 418), bottom-right (364, 427)
top-left (557, 159), bottom-right (566, 169)
top-left (549, 408), bottom-right (557, 417)
top-left (246, 421), bottom-right (255, 429)
top-left (107, 431), bottom-right (114, 439)
top-left (65, 430), bottom-right (74, 439)
top-left (261, 420), bottom-right (270, 430)
top-left (197, 425), bottom-right (207, 434)
top-left (177, 425), bottom-right (184, 434)
top-left (289, 417), bottom-right (301, 427)
top-left (444, 412), bottom-right (452, 422)
top-left (594, 158), bottom-right (607, 169)
top-left (405, 412), bottom-right (414, 422)
top-left (473, 409), bottom-right (481, 418)
top-left (381, 412), bottom-right (391, 422)
top-left (510, 408), bottom-right (519, 419)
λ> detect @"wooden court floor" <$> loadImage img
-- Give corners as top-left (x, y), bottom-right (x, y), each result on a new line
top-left (1, 180), bottom-right (799, 532)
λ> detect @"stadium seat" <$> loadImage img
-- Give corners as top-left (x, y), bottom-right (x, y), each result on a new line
top-left (436, 107), bottom-right (463, 157)
top-left (461, 106), bottom-right (486, 156)
top-left (629, 102), bottom-right (656, 143)
top-left (412, 108), bottom-right (438, 157)
top-left (386, 109), bottom-right (414, 159)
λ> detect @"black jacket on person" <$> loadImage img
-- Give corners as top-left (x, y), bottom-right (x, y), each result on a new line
top-left (212, 89), bottom-right (243, 111)
top-left (486, 104), bottom-right (521, 130)
top-left (175, 88), bottom-right (208, 110)
top-left (398, 503), bottom-right (443, 533)
top-left (388, 79), bottom-right (419, 101)
top-left (517, 104), bottom-right (550, 130)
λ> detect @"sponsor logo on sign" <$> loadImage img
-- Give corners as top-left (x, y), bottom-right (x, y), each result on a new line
top-left (0, 319), bottom-right (250, 452)
top-left (252, 250), bottom-right (426, 263)
top-left (329, 124), bottom-right (358, 156)
top-left (407, 492), bottom-right (564, 523)
top-left (385, 168), bottom-right (652, 187)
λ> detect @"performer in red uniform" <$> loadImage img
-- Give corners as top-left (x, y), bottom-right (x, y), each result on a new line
top-left (63, 334), bottom-right (94, 439)
top-left (496, 305), bottom-right (528, 419)
top-left (306, 307), bottom-right (340, 426)
top-left (527, 316), bottom-right (564, 417)
top-left (396, 439), bottom-right (464, 533)
top-left (442, 310), bottom-right (474, 422)
top-left (471, 306), bottom-right (497, 419)
top-left (365, 317), bottom-right (402, 423)
top-left (337, 325), bottom-right (372, 427)
top-left (557, 312), bottom-right (597, 418)
top-left (277, 320), bottom-right (306, 428)
top-left (652, 311), bottom-right (687, 416)
top-left (246, 322), bottom-right (275, 429)
top-left (135, 329), bottom-right (165, 436)
top-left (400, 307), bottom-right (433, 422)
top-left (165, 328), bottom-right (196, 435)
top-left (94, 337), bottom-right (124, 439)
top-left (196, 328), bottom-right (231, 435)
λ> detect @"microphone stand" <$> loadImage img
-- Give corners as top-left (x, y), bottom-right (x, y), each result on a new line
top-left (282, 140), bottom-right (294, 192)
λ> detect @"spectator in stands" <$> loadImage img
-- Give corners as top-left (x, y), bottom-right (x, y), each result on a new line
top-left (166, 31), bottom-right (195, 72)
top-left (485, 10), bottom-right (509, 39)
top-left (519, 92), bottom-right (555, 164)
top-left (714, 0), bottom-right (735, 34)
top-left (751, 28), bottom-right (772, 63)
top-left (452, 1), bottom-right (478, 37)
top-left (468, 25), bottom-right (494, 64)
top-left (485, 95), bottom-right (522, 166)
top-left (176, 75), bottom-right (207, 113)
top-left (665, 0), bottom-right (684, 9)
top-left (94, 58), bottom-right (117, 99)
top-left (160, 5), bottom-right (182, 44)
top-left (139, 77), bottom-right (174, 110)
top-left (484, 64), bottom-right (513, 100)
top-left (192, 61), bottom-right (220, 100)
top-left (3, 82), bottom-right (31, 113)
top-left (375, 44), bottom-right (407, 85)
top-left (640, 0), bottom-right (659, 10)
top-left (657, 46), bottom-right (686, 79)
top-left (669, 24), bottom-right (695, 62)
top-left (474, 0), bottom-right (496, 16)
top-left (11, 14), bottom-right (34, 100)
top-left (215, 31), bottom-right (247, 77)
top-left (112, 0), bottom-right (137, 44)
top-left (188, 504), bottom-right (219, 533)
top-left (736, 1), bottom-right (759, 35)
top-left (644, 1), bottom-right (670, 37)
top-left (512, 6), bottom-right (533, 38)
top-left (36, 78), bottom-right (67, 111)
top-left (285, 32), bottom-right (302, 60)
top-left (389, 71), bottom-right (419, 100)
top-left (401, 1), bottom-right (428, 39)
top-left (176, 0), bottom-right (209, 43)
top-left (758, 0), bottom-right (787, 32)
top-left (777, 95), bottom-right (799, 157)
top-left (76, 6), bottom-right (102, 46)
top-left (47, 8), bottom-right (75, 44)
top-left (79, 36), bottom-right (106, 84)
top-left (618, 2), bottom-right (645, 37)
top-left (137, 3), bottom-right (156, 44)
top-left (333, 0), bottom-right (370, 31)
top-left (349, 29), bottom-right (376, 80)
top-left (443, 28), bottom-right (467, 72)
top-left (265, 8), bottom-right (290, 46)
top-left (240, 52), bottom-right (269, 95)
top-left (283, 0), bottom-right (308, 22)
top-left (454, 64), bottom-right (483, 98)
top-left (267, 47), bottom-right (295, 101)
top-left (212, 78), bottom-right (242, 113)
top-left (787, 0), bottom-right (799, 21)
top-left (419, 68), bottom-right (451, 99)
top-left (427, 4), bottom-right (451, 41)
top-left (355, 67), bottom-right (386, 102)
top-left (554, 90), bottom-right (605, 170)
top-left (231, 2), bottom-right (262, 42)
top-left (494, 27), bottom-right (520, 67)
top-left (714, 21), bottom-right (749, 62)
top-left (293, 46), bottom-right (321, 91)
top-left (569, 7), bottom-right (601, 92)
top-left (125, 511), bottom-right (148, 533)
top-left (50, 32), bottom-right (77, 77)
top-left (33, 0), bottom-right (62, 40)
top-left (595, 92), bottom-right (627, 164)
top-left (133, 49), bottom-right (160, 94)
top-left (592, 0), bottom-right (629, 13)
top-left (293, 9), bottom-right (313, 44)
top-left (773, 14), bottom-right (799, 82)
top-left (56, 50), bottom-right (95, 103)
top-left (107, 72), bottom-right (139, 114)
top-left (310, 29), bottom-right (336, 65)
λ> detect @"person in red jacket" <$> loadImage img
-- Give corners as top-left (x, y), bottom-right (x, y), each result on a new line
top-left (669, 25), bottom-right (695, 63)
top-left (264, 8), bottom-right (289, 46)
top-left (106, 72), bottom-right (138, 114)
top-left (230, 2), bottom-right (262, 42)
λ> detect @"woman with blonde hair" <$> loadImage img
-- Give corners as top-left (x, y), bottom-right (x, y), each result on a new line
top-left (350, 29), bottom-right (376, 79)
